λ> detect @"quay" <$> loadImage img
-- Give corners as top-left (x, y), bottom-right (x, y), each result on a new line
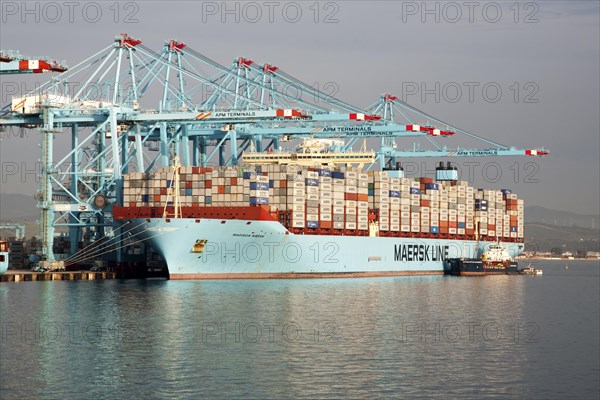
top-left (1, 270), bottom-right (118, 282)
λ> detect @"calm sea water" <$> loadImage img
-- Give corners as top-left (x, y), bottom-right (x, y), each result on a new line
top-left (1, 259), bottom-right (599, 400)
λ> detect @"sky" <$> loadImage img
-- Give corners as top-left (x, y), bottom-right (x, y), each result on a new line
top-left (0, 0), bottom-right (599, 215)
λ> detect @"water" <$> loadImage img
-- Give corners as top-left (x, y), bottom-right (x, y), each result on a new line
top-left (1, 260), bottom-right (598, 399)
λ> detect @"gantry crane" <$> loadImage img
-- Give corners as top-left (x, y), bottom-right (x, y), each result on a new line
top-left (0, 34), bottom-right (548, 261)
top-left (0, 50), bottom-right (67, 74)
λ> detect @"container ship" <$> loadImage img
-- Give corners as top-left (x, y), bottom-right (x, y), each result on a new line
top-left (113, 139), bottom-right (525, 279)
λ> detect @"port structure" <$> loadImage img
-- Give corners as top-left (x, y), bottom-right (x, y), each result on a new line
top-left (0, 224), bottom-right (26, 240)
top-left (0, 34), bottom-right (548, 262)
top-left (0, 50), bottom-right (67, 74)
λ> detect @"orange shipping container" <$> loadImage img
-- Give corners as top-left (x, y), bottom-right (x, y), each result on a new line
top-left (320, 221), bottom-right (333, 229)
top-left (420, 199), bottom-right (430, 207)
top-left (357, 193), bottom-right (369, 202)
top-left (217, 186), bottom-right (225, 194)
top-left (280, 180), bottom-right (287, 188)
top-left (345, 193), bottom-right (358, 201)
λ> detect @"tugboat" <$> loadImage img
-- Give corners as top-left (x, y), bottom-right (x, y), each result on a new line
top-left (449, 241), bottom-right (519, 276)
top-left (0, 241), bottom-right (9, 275)
top-left (519, 264), bottom-right (543, 275)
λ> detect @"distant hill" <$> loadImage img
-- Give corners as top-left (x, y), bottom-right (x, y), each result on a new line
top-left (524, 223), bottom-right (599, 253)
top-left (525, 206), bottom-right (599, 229)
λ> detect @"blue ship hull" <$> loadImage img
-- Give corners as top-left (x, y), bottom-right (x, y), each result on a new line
top-left (127, 218), bottom-right (524, 279)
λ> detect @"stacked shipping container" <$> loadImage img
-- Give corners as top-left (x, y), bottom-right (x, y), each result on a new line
top-left (122, 164), bottom-right (524, 240)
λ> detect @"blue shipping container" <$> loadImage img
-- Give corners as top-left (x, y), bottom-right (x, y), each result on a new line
top-left (332, 171), bottom-right (345, 179)
top-left (410, 187), bottom-right (421, 195)
top-left (305, 178), bottom-right (319, 186)
top-left (141, 194), bottom-right (149, 202)
top-left (430, 226), bottom-right (439, 234)
top-left (510, 226), bottom-right (517, 232)
top-left (425, 183), bottom-right (439, 190)
top-left (250, 182), bottom-right (269, 190)
top-left (317, 169), bottom-right (332, 177)
top-left (243, 172), bottom-right (257, 179)
top-left (501, 189), bottom-right (512, 194)
top-left (205, 196), bottom-right (211, 204)
top-left (306, 221), bottom-right (319, 229)
top-left (458, 222), bottom-right (466, 229)
top-left (166, 180), bottom-right (173, 188)
top-left (185, 189), bottom-right (192, 196)
top-left (249, 197), bottom-right (269, 205)
top-left (389, 190), bottom-right (400, 198)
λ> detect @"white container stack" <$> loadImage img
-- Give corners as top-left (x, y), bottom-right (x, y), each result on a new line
top-left (121, 164), bottom-right (523, 239)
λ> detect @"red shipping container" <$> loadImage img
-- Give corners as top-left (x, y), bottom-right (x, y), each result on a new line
top-left (230, 177), bottom-right (237, 185)
top-left (205, 180), bottom-right (212, 189)
top-left (420, 199), bottom-right (430, 207)
top-left (160, 188), bottom-right (167, 195)
top-left (185, 182), bottom-right (192, 189)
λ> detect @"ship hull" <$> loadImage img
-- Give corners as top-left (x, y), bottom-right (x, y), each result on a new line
top-left (126, 218), bottom-right (524, 279)
top-left (448, 259), bottom-right (520, 276)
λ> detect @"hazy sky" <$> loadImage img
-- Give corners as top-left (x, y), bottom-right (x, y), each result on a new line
top-left (0, 1), bottom-right (599, 214)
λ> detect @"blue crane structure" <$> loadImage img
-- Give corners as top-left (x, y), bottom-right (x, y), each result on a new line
top-left (0, 34), bottom-right (548, 262)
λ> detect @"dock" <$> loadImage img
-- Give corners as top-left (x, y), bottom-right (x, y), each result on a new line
top-left (1, 270), bottom-right (117, 282)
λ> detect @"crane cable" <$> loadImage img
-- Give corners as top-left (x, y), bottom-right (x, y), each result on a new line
top-left (65, 226), bottom-right (154, 266)
top-left (64, 229), bottom-right (171, 267)
top-left (62, 220), bottom-right (137, 263)
top-left (65, 222), bottom-right (157, 266)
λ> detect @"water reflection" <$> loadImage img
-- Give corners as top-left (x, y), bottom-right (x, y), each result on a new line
top-left (1, 264), bottom-right (598, 399)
